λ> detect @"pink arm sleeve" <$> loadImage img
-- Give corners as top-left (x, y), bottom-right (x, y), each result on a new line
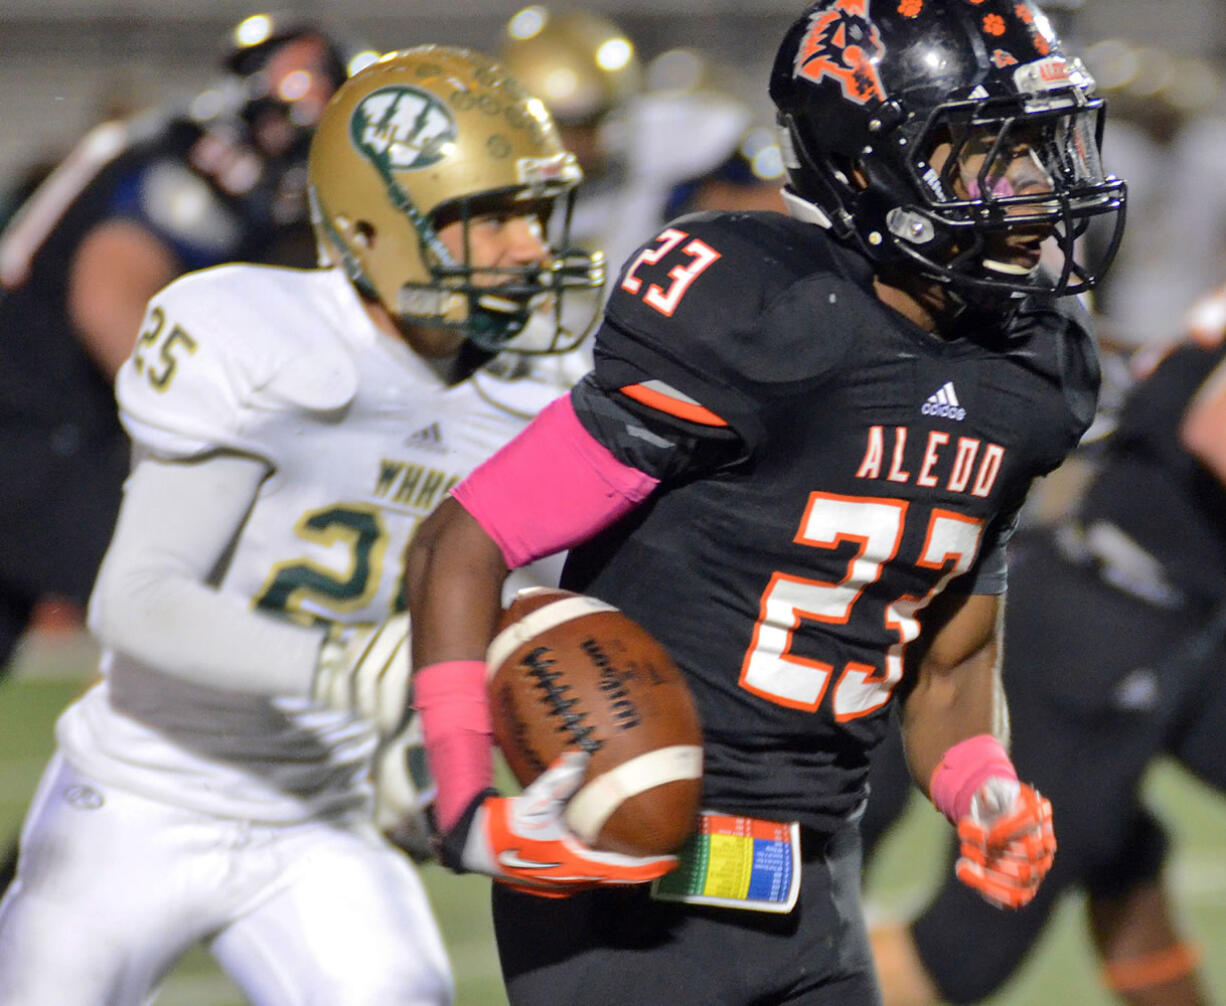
top-left (413, 659), bottom-right (493, 834)
top-left (452, 393), bottom-right (660, 570)
top-left (929, 733), bottom-right (1018, 823)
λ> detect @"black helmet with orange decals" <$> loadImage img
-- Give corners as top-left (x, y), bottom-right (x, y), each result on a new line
top-left (769, 0), bottom-right (1126, 300)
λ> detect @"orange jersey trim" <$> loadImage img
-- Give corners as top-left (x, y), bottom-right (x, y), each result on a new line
top-left (620, 383), bottom-right (728, 428)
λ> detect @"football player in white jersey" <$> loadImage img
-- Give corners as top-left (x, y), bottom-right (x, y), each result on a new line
top-left (0, 46), bottom-right (602, 1006)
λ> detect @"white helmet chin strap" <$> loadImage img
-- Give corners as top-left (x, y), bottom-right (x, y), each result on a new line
top-left (781, 187), bottom-right (833, 230)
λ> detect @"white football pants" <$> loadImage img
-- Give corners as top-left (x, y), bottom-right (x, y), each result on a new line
top-left (0, 754), bottom-right (453, 1006)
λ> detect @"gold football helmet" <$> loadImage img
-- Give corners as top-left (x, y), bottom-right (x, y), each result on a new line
top-left (499, 7), bottom-right (641, 127)
top-left (307, 45), bottom-right (603, 352)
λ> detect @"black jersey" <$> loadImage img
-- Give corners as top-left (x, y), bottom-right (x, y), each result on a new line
top-left (564, 211), bottom-right (1098, 831)
top-left (1080, 341), bottom-right (1226, 609)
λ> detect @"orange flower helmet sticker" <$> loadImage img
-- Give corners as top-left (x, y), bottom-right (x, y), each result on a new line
top-left (795, 0), bottom-right (886, 105)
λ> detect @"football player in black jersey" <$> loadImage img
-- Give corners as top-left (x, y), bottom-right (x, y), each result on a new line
top-left (404, 2), bottom-right (1126, 1003)
top-left (869, 301), bottom-right (1226, 1006)
top-left (0, 12), bottom-right (352, 896)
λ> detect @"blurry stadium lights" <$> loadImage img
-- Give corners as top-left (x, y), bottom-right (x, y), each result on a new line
top-left (542, 68), bottom-right (581, 104)
top-left (1165, 57), bottom-right (1221, 115)
top-left (189, 87), bottom-right (227, 122)
top-left (507, 6), bottom-right (548, 41)
top-left (347, 50), bottom-right (380, 76)
top-left (1126, 47), bottom-right (1176, 99)
top-left (740, 126), bottom-right (784, 181)
top-left (277, 70), bottom-right (312, 102)
top-left (647, 48), bottom-right (705, 93)
top-left (1084, 38), bottom-right (1139, 91)
top-left (595, 38), bottom-right (634, 73)
top-left (233, 13), bottom-right (274, 50)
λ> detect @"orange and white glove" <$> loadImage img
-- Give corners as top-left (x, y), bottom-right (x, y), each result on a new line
top-left (929, 734), bottom-right (1056, 911)
top-left (954, 777), bottom-right (1056, 910)
top-left (440, 751), bottom-right (678, 898)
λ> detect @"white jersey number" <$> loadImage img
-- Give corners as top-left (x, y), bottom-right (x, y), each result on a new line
top-left (738, 492), bottom-right (983, 719)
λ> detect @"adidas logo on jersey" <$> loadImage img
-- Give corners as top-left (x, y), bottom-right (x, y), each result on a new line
top-left (407, 422), bottom-right (444, 450)
top-left (921, 382), bottom-right (966, 421)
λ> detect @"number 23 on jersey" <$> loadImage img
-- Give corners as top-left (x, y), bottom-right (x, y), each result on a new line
top-left (621, 228), bottom-right (721, 317)
top-left (740, 492), bottom-right (984, 721)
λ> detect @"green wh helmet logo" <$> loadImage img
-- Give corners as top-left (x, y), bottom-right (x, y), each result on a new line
top-left (350, 85), bottom-right (458, 172)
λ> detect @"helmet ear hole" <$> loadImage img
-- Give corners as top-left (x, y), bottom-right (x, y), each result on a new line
top-left (836, 156), bottom-right (865, 191)
top-left (354, 221), bottom-right (376, 249)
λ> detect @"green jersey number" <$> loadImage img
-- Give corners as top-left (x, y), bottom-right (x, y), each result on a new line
top-left (255, 503), bottom-right (404, 623)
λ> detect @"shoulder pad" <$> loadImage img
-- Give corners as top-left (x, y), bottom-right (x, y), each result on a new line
top-left (1004, 293), bottom-right (1100, 440)
top-left (604, 212), bottom-right (857, 340)
top-left (591, 214), bottom-right (864, 453)
top-left (600, 213), bottom-right (863, 383)
top-left (117, 265), bottom-right (358, 459)
top-left (606, 213), bottom-right (778, 334)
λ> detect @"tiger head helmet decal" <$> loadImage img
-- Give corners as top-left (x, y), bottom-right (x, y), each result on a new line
top-left (794, 0), bottom-right (886, 105)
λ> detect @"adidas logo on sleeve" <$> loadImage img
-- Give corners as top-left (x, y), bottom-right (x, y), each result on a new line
top-left (921, 382), bottom-right (966, 421)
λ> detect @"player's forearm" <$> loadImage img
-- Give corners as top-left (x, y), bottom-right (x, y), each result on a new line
top-left (94, 570), bottom-right (325, 694)
top-left (406, 496), bottom-right (509, 669)
top-left (68, 220), bottom-right (181, 379)
top-left (88, 453), bottom-right (324, 695)
top-left (406, 497), bottom-right (510, 832)
top-left (899, 593), bottom-right (1005, 795)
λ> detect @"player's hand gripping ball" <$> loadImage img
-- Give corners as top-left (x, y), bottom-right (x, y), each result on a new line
top-left (486, 587), bottom-right (703, 856)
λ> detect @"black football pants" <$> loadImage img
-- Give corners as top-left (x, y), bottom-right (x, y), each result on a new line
top-left (492, 820), bottom-right (881, 1005)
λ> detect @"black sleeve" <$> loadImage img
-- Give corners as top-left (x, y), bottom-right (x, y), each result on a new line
top-left (580, 213), bottom-right (856, 479)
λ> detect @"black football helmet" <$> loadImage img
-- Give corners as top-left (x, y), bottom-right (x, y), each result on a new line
top-left (770, 0), bottom-right (1126, 300)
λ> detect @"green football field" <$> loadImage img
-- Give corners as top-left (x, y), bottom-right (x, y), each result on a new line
top-left (2, 632), bottom-right (1223, 1005)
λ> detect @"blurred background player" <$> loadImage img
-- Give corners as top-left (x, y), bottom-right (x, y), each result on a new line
top-left (498, 6), bottom-right (757, 288)
top-left (1079, 38), bottom-right (1226, 353)
top-left (0, 44), bottom-right (602, 1005)
top-left (497, 6), bottom-right (641, 193)
top-left (0, 12), bottom-right (357, 675)
top-left (867, 289), bottom-right (1226, 1006)
top-left (660, 122), bottom-right (786, 220)
top-left (0, 9), bottom-right (357, 897)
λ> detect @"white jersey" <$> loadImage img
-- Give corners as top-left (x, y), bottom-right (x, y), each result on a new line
top-left (56, 263), bottom-right (573, 822)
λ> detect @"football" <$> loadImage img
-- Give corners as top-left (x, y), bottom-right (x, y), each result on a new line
top-left (486, 587), bottom-right (703, 856)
